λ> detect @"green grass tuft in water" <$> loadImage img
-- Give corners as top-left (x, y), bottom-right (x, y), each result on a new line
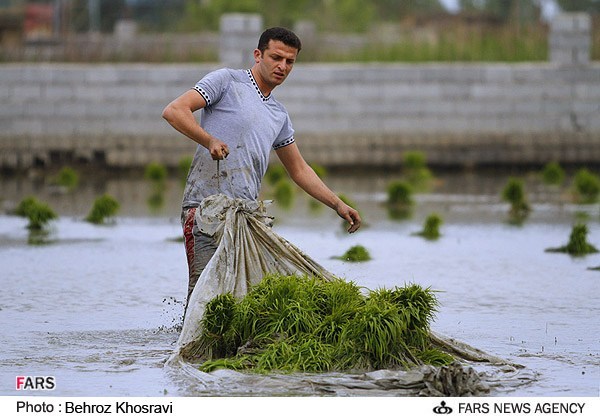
top-left (546, 223), bottom-right (599, 257)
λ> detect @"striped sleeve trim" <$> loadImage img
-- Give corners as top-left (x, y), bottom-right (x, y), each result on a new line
top-left (192, 85), bottom-right (211, 106)
top-left (273, 137), bottom-right (295, 150)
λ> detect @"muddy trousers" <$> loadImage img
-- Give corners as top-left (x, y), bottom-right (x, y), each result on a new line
top-left (181, 207), bottom-right (218, 314)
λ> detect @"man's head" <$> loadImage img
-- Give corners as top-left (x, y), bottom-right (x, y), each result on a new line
top-left (252, 27), bottom-right (301, 95)
top-left (257, 27), bottom-right (302, 54)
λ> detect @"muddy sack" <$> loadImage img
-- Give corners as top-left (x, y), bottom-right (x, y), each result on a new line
top-left (175, 194), bottom-right (336, 351)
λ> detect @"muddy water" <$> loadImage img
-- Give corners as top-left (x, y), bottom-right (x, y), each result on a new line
top-left (0, 169), bottom-right (598, 396)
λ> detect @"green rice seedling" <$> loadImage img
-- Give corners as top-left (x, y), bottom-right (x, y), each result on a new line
top-left (337, 193), bottom-right (357, 210)
top-left (309, 162), bottom-right (328, 179)
top-left (337, 299), bottom-right (413, 370)
top-left (402, 151), bottom-right (433, 190)
top-left (417, 348), bottom-right (454, 366)
top-left (546, 223), bottom-right (599, 256)
top-left (573, 168), bottom-right (600, 203)
top-left (183, 293), bottom-right (237, 360)
top-left (541, 162), bottom-right (565, 186)
top-left (178, 155), bottom-right (193, 187)
top-left (368, 284), bottom-right (438, 350)
top-left (387, 180), bottom-right (414, 206)
top-left (273, 178), bottom-right (295, 209)
top-left (53, 166), bottom-right (79, 190)
top-left (199, 355), bottom-right (254, 373)
top-left (414, 213), bottom-right (443, 240)
top-left (307, 198), bottom-right (323, 214)
top-left (14, 196), bottom-right (38, 217)
top-left (338, 245), bottom-right (371, 262)
top-left (15, 196), bottom-right (57, 230)
top-left (403, 150), bottom-right (427, 171)
top-left (501, 177), bottom-right (530, 217)
top-left (226, 274), bottom-right (320, 347)
top-left (265, 164), bottom-right (287, 186)
top-left (314, 279), bottom-right (364, 345)
top-left (191, 274), bottom-right (446, 374)
top-left (386, 180), bottom-right (414, 220)
top-left (144, 161), bottom-right (168, 183)
top-left (256, 336), bottom-right (335, 373)
top-left (178, 155), bottom-right (193, 177)
top-left (146, 188), bottom-right (165, 213)
top-left (85, 194), bottom-right (120, 224)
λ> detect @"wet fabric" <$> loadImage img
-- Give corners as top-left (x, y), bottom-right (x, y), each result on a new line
top-left (175, 194), bottom-right (335, 351)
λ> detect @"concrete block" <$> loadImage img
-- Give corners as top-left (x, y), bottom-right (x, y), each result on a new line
top-left (74, 85), bottom-right (106, 102)
top-left (551, 13), bottom-right (591, 32)
top-left (219, 14), bottom-right (262, 69)
top-left (54, 102), bottom-right (88, 118)
top-left (14, 119), bottom-right (44, 136)
top-left (11, 85), bottom-right (43, 102)
top-left (47, 66), bottom-right (88, 84)
top-left (44, 85), bottom-right (76, 101)
top-left (85, 66), bottom-right (120, 84)
top-left (73, 120), bottom-right (107, 136)
top-left (381, 83), bottom-right (441, 100)
top-left (0, 118), bottom-right (15, 136)
top-left (482, 65), bottom-right (514, 84)
top-left (512, 99), bottom-right (545, 115)
top-left (0, 103), bottom-right (24, 118)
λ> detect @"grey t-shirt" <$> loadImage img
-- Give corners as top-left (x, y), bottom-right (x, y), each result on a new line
top-left (182, 68), bottom-right (295, 208)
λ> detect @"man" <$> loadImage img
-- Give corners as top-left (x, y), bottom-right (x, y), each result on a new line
top-left (162, 27), bottom-right (361, 307)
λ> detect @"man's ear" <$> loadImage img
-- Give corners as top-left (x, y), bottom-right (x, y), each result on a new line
top-left (253, 48), bottom-right (262, 63)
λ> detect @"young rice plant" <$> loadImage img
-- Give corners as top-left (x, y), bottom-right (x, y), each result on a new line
top-left (181, 274), bottom-right (452, 374)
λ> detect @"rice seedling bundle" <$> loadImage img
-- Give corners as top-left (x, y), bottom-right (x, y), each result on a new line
top-left (186, 274), bottom-right (453, 374)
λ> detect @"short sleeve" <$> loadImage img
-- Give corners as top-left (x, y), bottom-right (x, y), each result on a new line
top-left (193, 69), bottom-right (231, 108)
top-left (273, 113), bottom-right (295, 150)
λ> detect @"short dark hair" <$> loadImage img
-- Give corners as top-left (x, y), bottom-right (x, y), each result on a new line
top-left (257, 27), bottom-right (302, 53)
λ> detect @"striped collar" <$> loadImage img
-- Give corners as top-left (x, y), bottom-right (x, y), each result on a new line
top-left (246, 69), bottom-right (271, 102)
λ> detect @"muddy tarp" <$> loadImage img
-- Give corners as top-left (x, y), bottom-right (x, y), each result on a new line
top-left (167, 194), bottom-right (533, 396)
top-left (175, 194), bottom-right (336, 350)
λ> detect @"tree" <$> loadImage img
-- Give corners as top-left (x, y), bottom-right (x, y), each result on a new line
top-left (556, 0), bottom-right (600, 13)
top-left (459, 0), bottom-right (540, 22)
top-left (375, 0), bottom-right (445, 21)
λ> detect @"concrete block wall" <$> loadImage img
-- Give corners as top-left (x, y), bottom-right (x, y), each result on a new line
top-left (550, 13), bottom-right (592, 66)
top-left (1, 60), bottom-right (599, 170)
top-left (277, 62), bottom-right (600, 167)
top-left (0, 63), bottom-right (215, 169)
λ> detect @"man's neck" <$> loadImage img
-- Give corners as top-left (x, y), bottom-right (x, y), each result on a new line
top-left (250, 68), bottom-right (273, 97)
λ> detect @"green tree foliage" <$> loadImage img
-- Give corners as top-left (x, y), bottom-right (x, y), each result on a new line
top-left (120, 0), bottom-right (444, 32)
top-left (179, 0), bottom-right (377, 32)
top-left (70, 0), bottom-right (128, 33)
top-left (381, 0), bottom-right (445, 20)
top-left (459, 0), bottom-right (540, 22)
top-left (556, 0), bottom-right (600, 13)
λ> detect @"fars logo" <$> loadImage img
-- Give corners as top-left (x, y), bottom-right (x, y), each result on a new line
top-left (16, 376), bottom-right (56, 391)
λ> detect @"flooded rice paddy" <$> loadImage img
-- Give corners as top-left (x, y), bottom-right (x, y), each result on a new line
top-left (0, 168), bottom-right (598, 396)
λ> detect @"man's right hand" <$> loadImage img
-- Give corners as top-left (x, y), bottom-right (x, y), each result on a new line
top-left (208, 137), bottom-right (229, 160)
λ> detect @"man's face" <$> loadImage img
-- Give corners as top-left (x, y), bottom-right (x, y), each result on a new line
top-left (254, 40), bottom-right (298, 90)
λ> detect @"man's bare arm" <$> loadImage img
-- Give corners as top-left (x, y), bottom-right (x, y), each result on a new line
top-left (162, 90), bottom-right (229, 160)
top-left (276, 143), bottom-right (361, 233)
